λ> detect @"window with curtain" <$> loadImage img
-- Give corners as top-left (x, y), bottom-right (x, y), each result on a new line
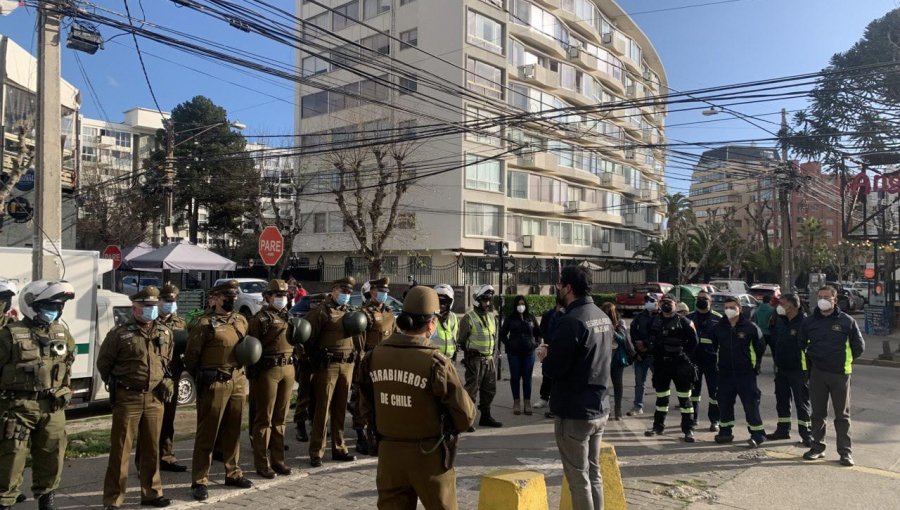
top-left (467, 10), bottom-right (504, 54)
top-left (466, 57), bottom-right (503, 99)
top-left (465, 155), bottom-right (503, 192)
top-left (507, 171), bottom-right (528, 199)
top-left (465, 203), bottom-right (502, 237)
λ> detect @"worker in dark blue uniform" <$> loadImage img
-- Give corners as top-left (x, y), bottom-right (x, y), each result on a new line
top-left (712, 296), bottom-right (767, 448)
top-left (766, 293), bottom-right (811, 445)
top-left (687, 290), bottom-right (722, 432)
top-left (644, 296), bottom-right (698, 442)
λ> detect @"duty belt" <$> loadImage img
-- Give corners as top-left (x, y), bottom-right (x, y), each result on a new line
top-left (200, 367), bottom-right (243, 381)
top-left (325, 350), bottom-right (357, 364)
top-left (0, 389), bottom-right (57, 400)
top-left (117, 384), bottom-right (150, 393)
top-left (380, 435), bottom-right (442, 443)
top-left (260, 354), bottom-right (292, 368)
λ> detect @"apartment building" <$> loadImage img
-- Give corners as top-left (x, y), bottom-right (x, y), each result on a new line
top-left (293, 0), bottom-right (667, 284)
top-left (79, 108), bottom-right (165, 190)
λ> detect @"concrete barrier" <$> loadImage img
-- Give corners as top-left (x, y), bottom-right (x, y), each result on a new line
top-left (559, 442), bottom-right (627, 510)
top-left (478, 470), bottom-right (549, 510)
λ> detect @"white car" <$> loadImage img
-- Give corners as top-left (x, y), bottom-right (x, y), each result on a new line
top-left (213, 278), bottom-right (267, 318)
top-left (121, 275), bottom-right (161, 296)
top-left (850, 281), bottom-right (870, 303)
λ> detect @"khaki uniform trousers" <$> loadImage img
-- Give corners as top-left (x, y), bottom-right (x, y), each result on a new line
top-left (192, 374), bottom-right (246, 485)
top-left (463, 354), bottom-right (497, 412)
top-left (376, 441), bottom-right (457, 510)
top-left (0, 398), bottom-right (66, 506)
top-left (103, 390), bottom-right (164, 506)
top-left (250, 364), bottom-right (294, 470)
top-left (293, 361), bottom-right (314, 424)
top-left (309, 362), bottom-right (353, 459)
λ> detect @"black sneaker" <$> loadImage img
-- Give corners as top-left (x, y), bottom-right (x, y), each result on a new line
top-left (140, 497), bottom-right (171, 508)
top-left (800, 436), bottom-right (812, 448)
top-left (191, 484), bottom-right (208, 501)
top-left (714, 434), bottom-right (734, 444)
top-left (37, 492), bottom-right (56, 510)
top-left (803, 450), bottom-right (825, 461)
top-left (466, 426), bottom-right (476, 433)
top-left (159, 461), bottom-right (187, 473)
top-left (684, 430), bottom-right (695, 443)
top-left (644, 427), bottom-right (663, 437)
top-left (765, 430), bottom-right (791, 441)
top-left (15, 494), bottom-right (26, 503)
top-left (310, 457), bottom-right (323, 468)
top-left (839, 454), bottom-right (854, 467)
top-left (709, 423), bottom-right (720, 433)
top-left (224, 477), bottom-right (253, 489)
top-left (332, 451), bottom-right (356, 462)
top-left (479, 414), bottom-right (503, 428)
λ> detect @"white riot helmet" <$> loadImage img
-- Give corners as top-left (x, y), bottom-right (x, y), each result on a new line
top-left (0, 279), bottom-right (17, 297)
top-left (434, 284), bottom-right (454, 304)
top-left (361, 280), bottom-right (372, 297)
top-left (19, 280), bottom-right (75, 322)
top-left (473, 284), bottom-right (495, 300)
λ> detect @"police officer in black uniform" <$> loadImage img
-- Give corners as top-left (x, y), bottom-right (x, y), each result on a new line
top-left (687, 290), bottom-right (722, 432)
top-left (644, 296), bottom-right (698, 442)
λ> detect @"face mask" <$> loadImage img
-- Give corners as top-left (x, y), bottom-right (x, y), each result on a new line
top-left (776, 305), bottom-right (786, 316)
top-left (161, 302), bottom-right (177, 316)
top-left (221, 298), bottom-right (236, 312)
top-left (644, 302), bottom-right (656, 311)
top-left (37, 308), bottom-right (60, 324)
top-left (724, 308), bottom-right (739, 320)
top-left (516, 305), bottom-right (526, 314)
top-left (376, 291), bottom-right (389, 304)
top-left (335, 293), bottom-right (351, 306)
top-left (660, 303), bottom-right (674, 314)
top-left (696, 298), bottom-right (709, 310)
top-left (817, 299), bottom-right (833, 311)
top-left (273, 297), bottom-right (288, 310)
top-left (141, 305), bottom-right (159, 322)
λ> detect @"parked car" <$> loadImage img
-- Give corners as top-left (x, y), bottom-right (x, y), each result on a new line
top-left (696, 283), bottom-right (718, 294)
top-left (121, 275), bottom-right (161, 296)
top-left (709, 280), bottom-right (751, 294)
top-left (825, 281), bottom-right (858, 312)
top-left (710, 292), bottom-right (759, 319)
top-left (289, 292), bottom-right (404, 319)
top-left (846, 289), bottom-right (865, 311)
top-left (850, 281), bottom-right (871, 303)
top-left (615, 282), bottom-right (674, 316)
top-left (749, 283), bottom-right (781, 303)
top-left (213, 278), bottom-right (267, 318)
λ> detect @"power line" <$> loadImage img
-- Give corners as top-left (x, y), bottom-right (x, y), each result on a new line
top-left (122, 0), bottom-right (166, 121)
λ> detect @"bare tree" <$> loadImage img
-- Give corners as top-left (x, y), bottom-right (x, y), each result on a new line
top-left (76, 172), bottom-right (149, 250)
top-left (256, 160), bottom-right (316, 277)
top-left (327, 142), bottom-right (417, 279)
top-left (0, 126), bottom-right (35, 226)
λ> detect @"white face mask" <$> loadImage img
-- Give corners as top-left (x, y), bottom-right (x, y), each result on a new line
top-left (724, 308), bottom-right (740, 320)
top-left (776, 305), bottom-right (786, 316)
top-left (516, 305), bottom-right (526, 314)
top-left (817, 298), bottom-right (833, 311)
top-left (273, 297), bottom-right (288, 310)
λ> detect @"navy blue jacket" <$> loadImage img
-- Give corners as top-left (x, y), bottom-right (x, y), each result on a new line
top-left (687, 309), bottom-right (722, 362)
top-left (771, 311), bottom-right (807, 371)
top-left (800, 307), bottom-right (864, 375)
top-left (629, 309), bottom-right (656, 360)
top-left (711, 317), bottom-right (765, 375)
top-left (544, 297), bottom-right (613, 419)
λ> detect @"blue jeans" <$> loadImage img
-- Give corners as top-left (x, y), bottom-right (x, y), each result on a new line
top-left (507, 351), bottom-right (536, 400)
top-left (633, 357), bottom-right (654, 408)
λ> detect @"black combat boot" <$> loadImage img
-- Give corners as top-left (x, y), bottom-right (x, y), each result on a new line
top-left (38, 492), bottom-right (57, 510)
top-left (479, 410), bottom-right (503, 428)
top-left (354, 428), bottom-right (369, 455)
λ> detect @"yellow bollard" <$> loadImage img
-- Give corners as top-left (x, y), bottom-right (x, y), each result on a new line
top-left (478, 470), bottom-right (549, 510)
top-left (559, 442), bottom-right (627, 510)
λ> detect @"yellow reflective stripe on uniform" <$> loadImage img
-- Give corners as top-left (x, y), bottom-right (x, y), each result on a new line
top-left (719, 421), bottom-right (735, 427)
top-left (748, 424), bottom-right (766, 431)
top-left (749, 340), bottom-right (757, 368)
top-left (798, 420), bottom-right (812, 428)
top-left (844, 337), bottom-right (853, 375)
top-left (699, 337), bottom-right (714, 344)
top-left (691, 395), bottom-right (701, 402)
top-left (801, 351), bottom-right (807, 371)
top-left (656, 406), bottom-right (669, 412)
top-left (681, 407), bottom-right (695, 414)
top-left (709, 399), bottom-right (718, 405)
top-left (656, 390), bottom-right (671, 398)
top-left (676, 391), bottom-right (692, 399)
top-left (465, 311), bottom-right (496, 356)
top-left (777, 417), bottom-right (792, 424)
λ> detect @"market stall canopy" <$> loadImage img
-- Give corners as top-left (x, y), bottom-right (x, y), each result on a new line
top-left (120, 242), bottom-right (154, 270)
top-left (128, 240), bottom-right (236, 272)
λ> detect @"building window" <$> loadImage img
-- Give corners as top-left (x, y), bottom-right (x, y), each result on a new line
top-left (465, 202), bottom-right (502, 237)
top-left (522, 217), bottom-right (543, 235)
top-left (399, 76), bottom-right (417, 95)
top-left (333, 1), bottom-right (359, 31)
top-left (313, 212), bottom-right (327, 233)
top-left (507, 171), bottom-right (528, 199)
top-left (465, 155), bottom-right (502, 192)
top-left (328, 212), bottom-right (346, 233)
top-left (301, 91), bottom-right (329, 118)
top-left (398, 119), bottom-right (417, 137)
top-left (466, 57), bottom-right (503, 99)
top-left (467, 10), bottom-right (504, 54)
top-left (362, 0), bottom-right (390, 19)
top-left (400, 0), bottom-right (416, 5)
top-left (400, 28), bottom-right (418, 49)
top-left (302, 55), bottom-right (330, 77)
top-left (465, 105), bottom-right (501, 146)
top-left (360, 33), bottom-right (390, 55)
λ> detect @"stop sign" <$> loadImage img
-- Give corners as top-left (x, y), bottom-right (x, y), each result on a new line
top-left (102, 245), bottom-right (122, 270)
top-left (258, 226), bottom-right (284, 266)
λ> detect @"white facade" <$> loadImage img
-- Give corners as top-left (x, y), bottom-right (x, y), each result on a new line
top-left (293, 0), bottom-right (667, 284)
top-left (79, 107), bottom-right (166, 189)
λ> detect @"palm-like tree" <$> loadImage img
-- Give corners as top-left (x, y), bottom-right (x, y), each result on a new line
top-left (664, 192), bottom-right (691, 230)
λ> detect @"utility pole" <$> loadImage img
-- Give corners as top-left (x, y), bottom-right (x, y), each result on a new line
top-left (164, 119), bottom-right (175, 241)
top-left (33, 2), bottom-right (62, 280)
top-left (779, 108), bottom-right (794, 291)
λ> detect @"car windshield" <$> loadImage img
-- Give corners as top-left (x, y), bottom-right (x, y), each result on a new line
top-left (633, 286), bottom-right (659, 293)
top-left (239, 282), bottom-right (267, 294)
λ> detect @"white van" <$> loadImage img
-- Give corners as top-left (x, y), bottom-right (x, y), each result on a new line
top-left (709, 280), bottom-right (751, 294)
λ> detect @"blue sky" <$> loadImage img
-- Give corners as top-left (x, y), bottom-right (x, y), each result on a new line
top-left (1, 0), bottom-right (897, 193)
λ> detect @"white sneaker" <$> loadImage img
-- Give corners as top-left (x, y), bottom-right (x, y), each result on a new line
top-left (533, 399), bottom-right (548, 409)
top-left (626, 406), bottom-right (644, 416)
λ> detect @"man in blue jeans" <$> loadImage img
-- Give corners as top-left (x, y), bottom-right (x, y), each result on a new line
top-left (627, 295), bottom-right (657, 416)
top-left (539, 266), bottom-right (613, 510)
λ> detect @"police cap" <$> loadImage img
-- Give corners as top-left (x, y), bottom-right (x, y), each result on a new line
top-left (210, 279), bottom-right (240, 296)
top-left (131, 286), bottom-right (160, 304)
top-left (332, 276), bottom-right (356, 291)
top-left (403, 286), bottom-right (440, 316)
top-left (160, 283), bottom-right (180, 300)
top-left (265, 279), bottom-right (289, 294)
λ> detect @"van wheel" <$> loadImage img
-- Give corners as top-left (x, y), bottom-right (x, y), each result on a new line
top-left (177, 372), bottom-right (196, 405)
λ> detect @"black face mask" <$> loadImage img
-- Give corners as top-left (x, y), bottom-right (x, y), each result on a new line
top-left (696, 298), bottom-right (709, 310)
top-left (221, 298), bottom-right (236, 312)
top-left (660, 303), bottom-right (674, 314)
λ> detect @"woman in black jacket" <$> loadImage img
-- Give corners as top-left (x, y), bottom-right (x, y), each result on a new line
top-left (602, 302), bottom-right (636, 420)
top-left (499, 296), bottom-right (542, 415)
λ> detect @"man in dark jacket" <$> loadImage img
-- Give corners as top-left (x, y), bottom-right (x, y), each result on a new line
top-left (687, 290), bottom-right (722, 432)
top-left (539, 266), bottom-right (612, 510)
top-left (800, 286), bottom-right (865, 467)
top-left (712, 296), bottom-right (767, 448)
top-left (644, 296), bottom-right (698, 442)
top-left (535, 298), bottom-right (565, 413)
top-left (766, 293), bottom-right (811, 445)
top-left (626, 295), bottom-right (657, 416)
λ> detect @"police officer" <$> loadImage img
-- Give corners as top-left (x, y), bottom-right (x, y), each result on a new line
top-left (627, 295), bottom-right (657, 416)
top-left (457, 284), bottom-right (502, 429)
top-left (431, 284), bottom-right (458, 359)
top-left (712, 296), bottom-right (767, 448)
top-left (644, 296), bottom-right (698, 442)
top-left (306, 277), bottom-right (361, 467)
top-left (352, 278), bottom-right (396, 455)
top-left (0, 281), bottom-right (75, 510)
top-left (248, 279), bottom-right (295, 478)
top-left (183, 280), bottom-right (253, 501)
top-left (359, 286), bottom-right (475, 510)
top-left (766, 293), bottom-right (811, 445)
top-left (0, 280), bottom-right (17, 329)
top-left (687, 290), bottom-right (722, 432)
top-left (98, 287), bottom-right (174, 510)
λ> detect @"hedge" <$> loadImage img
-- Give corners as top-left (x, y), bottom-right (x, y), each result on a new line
top-left (494, 293), bottom-right (618, 318)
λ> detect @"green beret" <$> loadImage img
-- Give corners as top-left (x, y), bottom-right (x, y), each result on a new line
top-left (403, 286), bottom-right (439, 315)
top-left (266, 279), bottom-right (288, 293)
top-left (333, 276), bottom-right (356, 288)
top-left (160, 283), bottom-right (179, 299)
top-left (131, 286), bottom-right (160, 304)
top-left (210, 279), bottom-right (240, 295)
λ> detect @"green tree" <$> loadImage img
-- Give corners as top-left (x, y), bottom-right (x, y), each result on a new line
top-left (795, 217), bottom-right (831, 275)
top-left (663, 192), bottom-right (691, 230)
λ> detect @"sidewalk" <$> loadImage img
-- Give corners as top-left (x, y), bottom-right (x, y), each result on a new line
top-left (16, 360), bottom-right (900, 509)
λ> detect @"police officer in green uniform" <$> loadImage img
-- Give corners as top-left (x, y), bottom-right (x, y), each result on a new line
top-left (352, 277), bottom-right (396, 455)
top-left (0, 280), bottom-right (17, 330)
top-left (248, 279), bottom-right (295, 478)
top-left (457, 284), bottom-right (502, 429)
top-left (359, 286), bottom-right (475, 510)
top-left (184, 280), bottom-right (253, 501)
top-left (306, 277), bottom-right (361, 467)
top-left (431, 285), bottom-right (459, 360)
top-left (98, 287), bottom-right (174, 510)
top-left (0, 280), bottom-right (76, 510)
